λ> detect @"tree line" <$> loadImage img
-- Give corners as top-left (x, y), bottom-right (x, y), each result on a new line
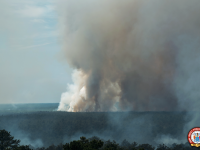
top-left (0, 129), bottom-right (199, 150)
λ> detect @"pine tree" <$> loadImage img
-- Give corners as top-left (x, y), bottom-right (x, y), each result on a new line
top-left (0, 129), bottom-right (20, 150)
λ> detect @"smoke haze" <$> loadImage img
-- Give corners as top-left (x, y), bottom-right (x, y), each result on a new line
top-left (57, 0), bottom-right (200, 114)
top-left (1, 0), bottom-right (200, 146)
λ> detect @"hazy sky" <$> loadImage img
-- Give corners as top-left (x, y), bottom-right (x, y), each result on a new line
top-left (0, 0), bottom-right (72, 104)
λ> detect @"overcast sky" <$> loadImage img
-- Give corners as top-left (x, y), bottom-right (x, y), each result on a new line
top-left (0, 0), bottom-right (72, 104)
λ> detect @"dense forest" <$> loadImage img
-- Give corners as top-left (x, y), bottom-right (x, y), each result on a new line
top-left (0, 129), bottom-right (198, 150)
top-left (0, 111), bottom-right (190, 148)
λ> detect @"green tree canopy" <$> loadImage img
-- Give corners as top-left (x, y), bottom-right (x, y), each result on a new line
top-left (0, 129), bottom-right (20, 150)
top-left (63, 136), bottom-right (104, 150)
top-left (15, 145), bottom-right (33, 150)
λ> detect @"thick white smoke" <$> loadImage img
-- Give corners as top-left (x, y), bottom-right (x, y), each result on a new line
top-left (57, 0), bottom-right (200, 114)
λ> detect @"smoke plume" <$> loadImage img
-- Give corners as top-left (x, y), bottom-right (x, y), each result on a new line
top-left (57, 0), bottom-right (200, 113)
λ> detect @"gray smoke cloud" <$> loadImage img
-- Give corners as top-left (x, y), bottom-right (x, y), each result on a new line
top-left (57, 0), bottom-right (200, 114)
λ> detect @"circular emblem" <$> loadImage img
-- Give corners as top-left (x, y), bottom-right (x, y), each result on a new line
top-left (188, 127), bottom-right (200, 147)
